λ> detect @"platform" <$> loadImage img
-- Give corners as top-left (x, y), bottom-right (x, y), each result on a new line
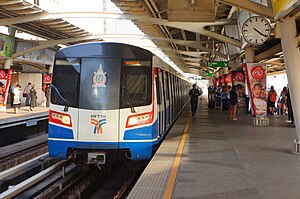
top-left (128, 98), bottom-right (299, 199)
top-left (0, 106), bottom-right (49, 129)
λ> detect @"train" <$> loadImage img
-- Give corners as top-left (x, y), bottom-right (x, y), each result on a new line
top-left (48, 42), bottom-right (190, 165)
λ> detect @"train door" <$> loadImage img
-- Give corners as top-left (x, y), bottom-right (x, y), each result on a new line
top-left (163, 71), bottom-right (170, 130)
top-left (77, 58), bottom-right (120, 143)
top-left (168, 73), bottom-right (173, 123)
top-left (157, 69), bottom-right (165, 135)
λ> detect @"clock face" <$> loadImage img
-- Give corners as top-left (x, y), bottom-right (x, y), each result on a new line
top-left (242, 16), bottom-right (271, 45)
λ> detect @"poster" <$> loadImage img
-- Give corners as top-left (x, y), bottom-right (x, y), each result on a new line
top-left (243, 63), bottom-right (267, 118)
top-left (0, 69), bottom-right (12, 112)
top-left (232, 70), bottom-right (245, 87)
top-left (44, 74), bottom-right (52, 84)
top-left (0, 34), bottom-right (15, 58)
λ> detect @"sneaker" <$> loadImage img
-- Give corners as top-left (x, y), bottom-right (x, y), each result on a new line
top-left (232, 117), bottom-right (238, 120)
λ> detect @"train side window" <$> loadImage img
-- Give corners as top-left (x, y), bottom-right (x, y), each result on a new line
top-left (51, 58), bottom-right (80, 108)
top-left (120, 60), bottom-right (152, 108)
top-left (164, 72), bottom-right (170, 101)
top-left (155, 70), bottom-right (161, 105)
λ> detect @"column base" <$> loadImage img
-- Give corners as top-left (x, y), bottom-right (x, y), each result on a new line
top-left (291, 140), bottom-right (300, 154)
top-left (252, 117), bottom-right (269, 126)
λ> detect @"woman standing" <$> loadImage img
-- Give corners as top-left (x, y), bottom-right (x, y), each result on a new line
top-left (13, 85), bottom-right (21, 114)
top-left (29, 84), bottom-right (37, 111)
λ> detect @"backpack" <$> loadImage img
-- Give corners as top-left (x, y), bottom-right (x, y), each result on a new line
top-left (270, 91), bottom-right (276, 102)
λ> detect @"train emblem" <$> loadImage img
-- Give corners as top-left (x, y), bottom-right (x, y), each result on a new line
top-left (93, 64), bottom-right (107, 87)
top-left (91, 115), bottom-right (107, 134)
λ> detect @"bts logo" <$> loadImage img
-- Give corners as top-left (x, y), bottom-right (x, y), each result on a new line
top-left (90, 116), bottom-right (107, 134)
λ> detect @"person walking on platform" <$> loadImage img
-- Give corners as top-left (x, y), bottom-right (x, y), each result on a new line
top-left (45, 84), bottom-right (51, 108)
top-left (189, 84), bottom-right (200, 116)
top-left (29, 84), bottom-right (37, 111)
top-left (267, 86), bottom-right (277, 115)
top-left (227, 84), bottom-right (243, 120)
top-left (23, 82), bottom-right (31, 106)
top-left (221, 86), bottom-right (229, 111)
top-left (287, 88), bottom-right (294, 124)
top-left (13, 84), bottom-right (21, 114)
top-left (9, 82), bottom-right (17, 108)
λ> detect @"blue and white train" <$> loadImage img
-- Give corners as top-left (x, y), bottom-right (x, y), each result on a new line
top-left (48, 42), bottom-right (190, 165)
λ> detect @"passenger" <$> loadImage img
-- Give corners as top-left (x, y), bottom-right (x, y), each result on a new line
top-left (227, 84), bottom-right (243, 120)
top-left (29, 84), bottom-right (37, 111)
top-left (189, 84), bottom-right (200, 116)
top-left (23, 82), bottom-right (31, 106)
top-left (215, 88), bottom-right (221, 110)
top-left (9, 82), bottom-right (18, 108)
top-left (45, 84), bottom-right (51, 108)
top-left (280, 86), bottom-right (287, 115)
top-left (221, 86), bottom-right (229, 111)
top-left (13, 85), bottom-right (21, 114)
top-left (267, 86), bottom-right (277, 115)
top-left (286, 88), bottom-right (294, 124)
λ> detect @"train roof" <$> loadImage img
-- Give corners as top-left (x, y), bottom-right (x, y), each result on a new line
top-left (56, 42), bottom-right (152, 59)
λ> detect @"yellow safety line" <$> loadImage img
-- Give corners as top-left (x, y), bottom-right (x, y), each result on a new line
top-left (163, 113), bottom-right (191, 199)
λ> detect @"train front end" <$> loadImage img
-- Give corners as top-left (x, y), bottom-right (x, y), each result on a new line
top-left (48, 43), bottom-right (158, 164)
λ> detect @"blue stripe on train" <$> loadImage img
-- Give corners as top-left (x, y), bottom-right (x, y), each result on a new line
top-left (48, 139), bottom-right (157, 160)
top-left (48, 124), bottom-right (74, 139)
top-left (123, 120), bottom-right (158, 140)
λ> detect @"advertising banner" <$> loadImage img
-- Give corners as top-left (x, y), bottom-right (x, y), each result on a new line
top-left (44, 74), bottom-right (52, 84)
top-left (243, 63), bottom-right (267, 118)
top-left (0, 34), bottom-right (15, 58)
top-left (0, 69), bottom-right (12, 111)
top-left (224, 73), bottom-right (232, 84)
top-left (232, 70), bottom-right (245, 87)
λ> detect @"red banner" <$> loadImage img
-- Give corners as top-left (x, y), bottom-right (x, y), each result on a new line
top-left (44, 74), bottom-right (52, 84)
top-left (243, 63), bottom-right (267, 118)
top-left (0, 69), bottom-right (12, 111)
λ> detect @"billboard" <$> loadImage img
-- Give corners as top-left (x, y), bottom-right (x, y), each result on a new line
top-left (273, 0), bottom-right (299, 20)
top-left (243, 63), bottom-right (267, 118)
top-left (0, 34), bottom-right (15, 58)
top-left (0, 69), bottom-right (12, 111)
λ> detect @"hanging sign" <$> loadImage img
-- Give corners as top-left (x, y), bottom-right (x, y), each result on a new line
top-left (272, 0), bottom-right (299, 20)
top-left (44, 74), bottom-right (52, 84)
top-left (243, 63), bottom-right (267, 118)
top-left (0, 69), bottom-right (12, 112)
top-left (206, 61), bottom-right (229, 68)
top-left (225, 74), bottom-right (232, 83)
top-left (232, 70), bottom-right (245, 87)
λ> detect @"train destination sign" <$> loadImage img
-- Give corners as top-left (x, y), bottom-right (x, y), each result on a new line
top-left (206, 61), bottom-right (229, 68)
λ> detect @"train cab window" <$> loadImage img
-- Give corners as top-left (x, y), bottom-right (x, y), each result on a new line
top-left (51, 58), bottom-right (80, 108)
top-left (120, 60), bottom-right (152, 108)
top-left (80, 58), bottom-right (121, 110)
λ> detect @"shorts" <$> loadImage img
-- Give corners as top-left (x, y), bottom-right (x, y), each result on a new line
top-left (13, 104), bottom-right (21, 108)
top-left (268, 101), bottom-right (275, 107)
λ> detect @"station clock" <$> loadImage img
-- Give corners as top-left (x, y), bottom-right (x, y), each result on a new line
top-left (241, 16), bottom-right (271, 45)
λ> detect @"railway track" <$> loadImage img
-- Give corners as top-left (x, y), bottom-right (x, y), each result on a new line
top-left (0, 134), bottom-right (48, 171)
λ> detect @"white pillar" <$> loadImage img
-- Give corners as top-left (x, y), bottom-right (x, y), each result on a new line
top-left (279, 16), bottom-right (300, 139)
top-left (245, 46), bottom-right (256, 63)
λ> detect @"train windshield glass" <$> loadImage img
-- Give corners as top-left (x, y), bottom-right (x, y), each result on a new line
top-left (79, 58), bottom-right (121, 110)
top-left (51, 58), bottom-right (80, 108)
top-left (121, 60), bottom-right (152, 108)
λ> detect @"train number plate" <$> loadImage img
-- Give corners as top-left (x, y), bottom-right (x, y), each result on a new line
top-left (26, 119), bottom-right (38, 127)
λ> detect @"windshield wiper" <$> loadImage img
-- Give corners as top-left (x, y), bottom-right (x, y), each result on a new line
top-left (122, 85), bottom-right (136, 113)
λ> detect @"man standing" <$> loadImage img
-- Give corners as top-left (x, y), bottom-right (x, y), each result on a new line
top-left (9, 82), bottom-right (17, 108)
top-left (23, 82), bottom-right (32, 106)
top-left (189, 84), bottom-right (200, 116)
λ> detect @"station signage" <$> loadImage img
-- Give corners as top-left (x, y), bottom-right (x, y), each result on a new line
top-left (273, 0), bottom-right (299, 20)
top-left (203, 73), bottom-right (214, 77)
top-left (206, 61), bottom-right (229, 68)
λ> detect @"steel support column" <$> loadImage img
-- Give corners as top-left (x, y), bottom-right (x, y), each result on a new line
top-left (279, 16), bottom-right (300, 139)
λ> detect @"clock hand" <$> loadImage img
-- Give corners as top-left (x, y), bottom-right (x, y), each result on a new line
top-left (253, 28), bottom-right (267, 37)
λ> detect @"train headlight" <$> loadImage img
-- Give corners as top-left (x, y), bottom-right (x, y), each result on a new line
top-left (49, 110), bottom-right (72, 127)
top-left (126, 112), bottom-right (153, 128)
